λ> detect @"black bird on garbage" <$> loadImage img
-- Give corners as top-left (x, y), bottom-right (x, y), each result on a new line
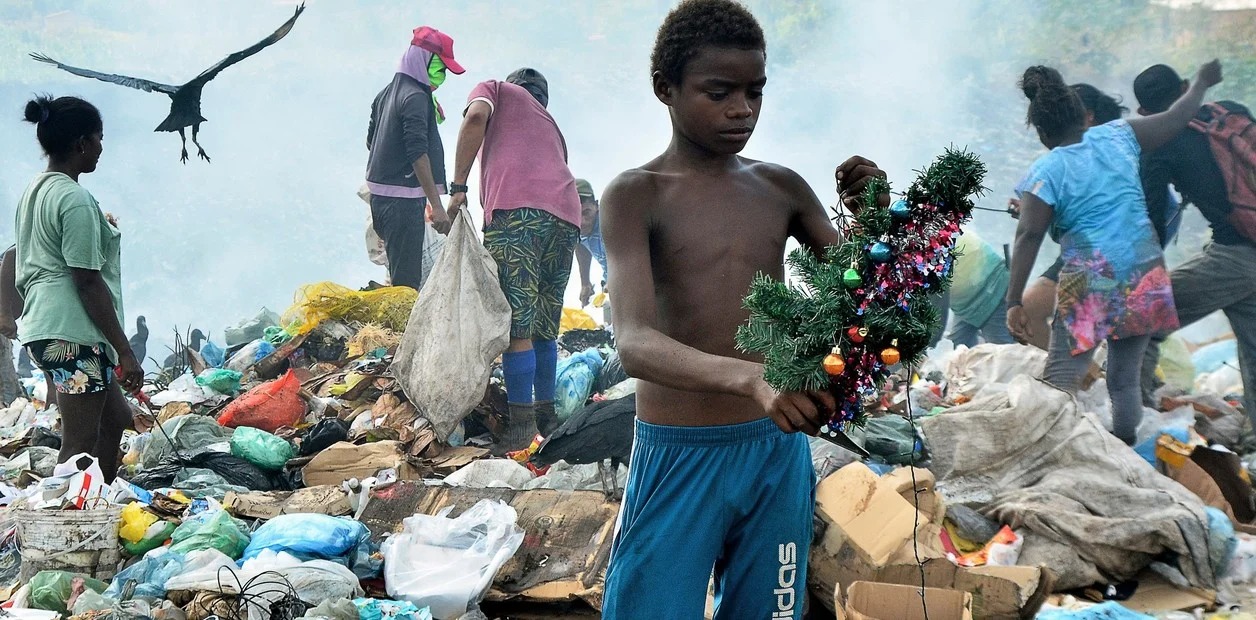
top-left (162, 329), bottom-right (205, 370)
top-left (128, 316), bottom-right (148, 367)
top-left (531, 394), bottom-right (636, 499)
top-left (29, 3), bottom-right (305, 163)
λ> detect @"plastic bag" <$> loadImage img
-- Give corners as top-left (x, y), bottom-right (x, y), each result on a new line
top-left (265, 325), bottom-right (293, 346)
top-left (217, 369), bottom-right (306, 433)
top-left (242, 513), bottom-right (380, 579)
top-left (150, 373), bottom-right (215, 407)
top-left (104, 547), bottom-right (187, 599)
top-left (231, 426), bottom-right (295, 471)
top-left (444, 459), bottom-right (535, 489)
top-left (559, 307), bottom-right (598, 333)
top-left (28, 570), bottom-right (107, 615)
top-left (355, 598), bottom-right (432, 620)
top-left (306, 597), bottom-right (360, 620)
top-left (173, 467), bottom-right (248, 499)
top-left (119, 501), bottom-right (159, 543)
top-left (595, 351), bottom-right (628, 394)
top-left (201, 340), bottom-right (226, 368)
top-left (226, 308), bottom-right (282, 348)
top-left (382, 499), bottom-right (525, 619)
top-left (123, 520), bottom-right (176, 556)
top-left (168, 507), bottom-right (252, 558)
top-left (393, 212), bottom-right (511, 441)
top-left (555, 349), bottom-right (604, 422)
top-left (863, 414), bottom-right (923, 465)
top-left (196, 368), bottom-right (243, 396)
top-left (241, 549), bottom-right (365, 604)
top-left (141, 415), bottom-right (232, 469)
top-left (283, 282), bottom-right (419, 335)
top-left (226, 338), bottom-right (276, 373)
top-left (300, 418), bottom-right (350, 456)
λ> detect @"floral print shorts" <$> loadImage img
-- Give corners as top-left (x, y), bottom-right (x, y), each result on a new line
top-left (25, 340), bottom-right (114, 394)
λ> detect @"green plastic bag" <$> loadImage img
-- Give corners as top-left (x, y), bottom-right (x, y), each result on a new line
top-left (196, 368), bottom-right (243, 395)
top-left (230, 426), bottom-right (295, 471)
top-left (123, 520), bottom-right (177, 556)
top-left (29, 570), bottom-right (107, 615)
top-left (168, 508), bottom-right (251, 559)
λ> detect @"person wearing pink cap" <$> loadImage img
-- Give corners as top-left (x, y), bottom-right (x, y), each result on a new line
top-left (365, 26), bottom-right (464, 290)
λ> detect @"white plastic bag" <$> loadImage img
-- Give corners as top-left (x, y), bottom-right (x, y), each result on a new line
top-left (382, 499), bottom-right (524, 619)
top-left (443, 459), bottom-right (535, 489)
top-left (393, 212), bottom-right (510, 440)
top-left (366, 214), bottom-right (389, 267)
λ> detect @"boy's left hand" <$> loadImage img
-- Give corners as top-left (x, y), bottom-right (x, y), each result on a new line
top-left (835, 156), bottom-right (890, 212)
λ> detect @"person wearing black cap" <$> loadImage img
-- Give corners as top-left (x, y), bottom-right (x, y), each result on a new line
top-left (1134, 63), bottom-right (1256, 422)
top-left (574, 178), bottom-right (609, 315)
top-left (365, 26), bottom-right (465, 291)
top-left (447, 67), bottom-right (582, 447)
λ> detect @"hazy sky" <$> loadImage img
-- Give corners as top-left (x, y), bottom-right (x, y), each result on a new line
top-left (0, 0), bottom-right (1232, 361)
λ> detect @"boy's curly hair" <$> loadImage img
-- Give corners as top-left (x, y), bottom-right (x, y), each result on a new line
top-left (651, 0), bottom-right (766, 85)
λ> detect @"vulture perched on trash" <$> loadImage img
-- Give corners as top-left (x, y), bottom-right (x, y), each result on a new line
top-left (162, 329), bottom-right (205, 370)
top-left (128, 316), bottom-right (148, 367)
top-left (532, 394), bottom-right (636, 498)
top-left (30, 3), bottom-right (305, 163)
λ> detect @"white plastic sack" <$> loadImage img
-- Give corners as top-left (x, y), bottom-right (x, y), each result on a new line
top-left (945, 343), bottom-right (1046, 399)
top-left (382, 499), bottom-right (524, 619)
top-left (393, 212), bottom-right (511, 440)
top-left (522, 460), bottom-right (629, 491)
top-left (444, 459), bottom-right (535, 489)
top-left (366, 214), bottom-right (388, 266)
top-left (167, 548), bottom-right (363, 620)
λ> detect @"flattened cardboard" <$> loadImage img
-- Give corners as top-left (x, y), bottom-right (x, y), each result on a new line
top-left (1120, 571), bottom-right (1214, 614)
top-left (357, 481), bottom-right (616, 611)
top-left (301, 440), bottom-right (422, 487)
top-left (811, 463), bottom-right (1050, 619)
top-left (838, 581), bottom-right (973, 620)
top-left (423, 445), bottom-right (491, 473)
top-left (223, 485), bottom-right (353, 519)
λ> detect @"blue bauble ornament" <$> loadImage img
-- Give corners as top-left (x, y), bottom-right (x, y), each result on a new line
top-left (889, 199), bottom-right (911, 221)
top-left (870, 242), bottom-right (893, 263)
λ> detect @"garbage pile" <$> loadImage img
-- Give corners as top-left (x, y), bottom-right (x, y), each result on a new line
top-left (0, 281), bottom-right (629, 619)
top-left (0, 276), bottom-right (1250, 619)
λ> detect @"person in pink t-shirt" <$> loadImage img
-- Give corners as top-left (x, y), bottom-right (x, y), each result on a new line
top-left (448, 68), bottom-right (581, 452)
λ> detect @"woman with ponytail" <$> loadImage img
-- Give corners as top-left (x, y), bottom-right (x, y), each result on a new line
top-left (1006, 61), bottom-right (1222, 445)
top-left (16, 95), bottom-right (141, 481)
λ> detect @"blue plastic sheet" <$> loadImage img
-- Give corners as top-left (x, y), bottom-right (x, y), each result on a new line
top-left (103, 548), bottom-right (187, 599)
top-left (242, 513), bottom-right (381, 579)
top-left (200, 341), bottom-right (226, 368)
top-left (555, 349), bottom-right (604, 422)
top-left (1036, 602), bottom-right (1153, 619)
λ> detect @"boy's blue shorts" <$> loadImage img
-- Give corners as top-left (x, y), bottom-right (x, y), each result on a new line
top-left (603, 417), bottom-right (815, 619)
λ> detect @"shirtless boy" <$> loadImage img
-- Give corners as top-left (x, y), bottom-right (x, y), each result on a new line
top-left (600, 1), bottom-right (887, 617)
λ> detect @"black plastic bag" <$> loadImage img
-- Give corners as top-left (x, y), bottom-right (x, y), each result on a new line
top-left (30, 427), bottom-right (61, 450)
top-left (299, 418), bottom-right (350, 456)
top-left (595, 351), bottom-right (628, 394)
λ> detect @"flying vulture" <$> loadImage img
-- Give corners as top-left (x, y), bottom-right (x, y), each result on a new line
top-left (31, 3), bottom-right (305, 163)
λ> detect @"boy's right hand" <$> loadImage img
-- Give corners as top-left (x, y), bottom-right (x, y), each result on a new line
top-left (752, 378), bottom-right (834, 436)
top-left (1195, 59), bottom-right (1223, 89)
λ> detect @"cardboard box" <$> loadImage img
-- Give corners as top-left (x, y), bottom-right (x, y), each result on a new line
top-left (358, 481), bottom-right (617, 611)
top-left (811, 463), bottom-right (1051, 619)
top-left (837, 581), bottom-right (973, 620)
top-left (301, 441), bottom-right (423, 487)
top-left (1120, 571), bottom-right (1214, 614)
top-left (222, 485), bottom-right (353, 519)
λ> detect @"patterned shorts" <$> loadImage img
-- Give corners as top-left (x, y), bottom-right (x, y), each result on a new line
top-left (25, 340), bottom-right (114, 394)
top-left (483, 208), bottom-right (580, 341)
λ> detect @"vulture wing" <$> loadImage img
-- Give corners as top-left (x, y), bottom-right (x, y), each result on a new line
top-left (187, 3), bottom-right (305, 88)
top-left (29, 53), bottom-right (177, 94)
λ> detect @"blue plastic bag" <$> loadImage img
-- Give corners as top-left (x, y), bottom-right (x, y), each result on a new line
top-left (200, 341), bottom-right (226, 368)
top-left (1193, 339), bottom-right (1238, 375)
top-left (103, 548), bottom-right (187, 599)
top-left (354, 598), bottom-right (432, 620)
top-left (1133, 424), bottom-right (1190, 466)
top-left (555, 349), bottom-right (604, 422)
top-left (1036, 602), bottom-right (1153, 619)
top-left (241, 513), bottom-right (380, 579)
top-left (1207, 506), bottom-right (1238, 580)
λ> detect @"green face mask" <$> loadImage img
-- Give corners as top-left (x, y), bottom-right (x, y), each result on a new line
top-left (428, 55), bottom-right (448, 90)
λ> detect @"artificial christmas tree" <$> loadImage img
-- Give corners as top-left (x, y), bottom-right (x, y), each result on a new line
top-left (736, 148), bottom-right (987, 439)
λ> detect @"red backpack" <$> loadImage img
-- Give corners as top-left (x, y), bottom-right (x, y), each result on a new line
top-left (1189, 102), bottom-right (1256, 242)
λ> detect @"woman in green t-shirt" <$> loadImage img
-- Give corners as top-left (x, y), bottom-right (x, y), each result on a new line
top-left (16, 95), bottom-right (142, 482)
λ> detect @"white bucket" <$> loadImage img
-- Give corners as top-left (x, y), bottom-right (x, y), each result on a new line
top-left (16, 506), bottom-right (123, 581)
